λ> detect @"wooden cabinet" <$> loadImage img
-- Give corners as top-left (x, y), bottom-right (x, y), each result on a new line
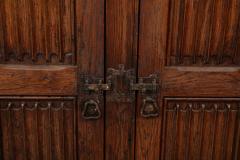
top-left (0, 0), bottom-right (239, 160)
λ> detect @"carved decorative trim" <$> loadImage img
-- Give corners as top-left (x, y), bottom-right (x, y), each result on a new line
top-left (1, 52), bottom-right (75, 65)
top-left (0, 97), bottom-right (76, 159)
top-left (0, 0), bottom-right (75, 65)
top-left (166, 99), bottom-right (240, 111)
top-left (162, 98), bottom-right (240, 159)
top-left (167, 0), bottom-right (240, 66)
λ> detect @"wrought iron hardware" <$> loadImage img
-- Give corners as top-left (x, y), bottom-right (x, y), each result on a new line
top-left (130, 74), bottom-right (160, 118)
top-left (82, 99), bottom-right (101, 119)
top-left (141, 97), bottom-right (159, 117)
top-left (80, 76), bottom-right (107, 120)
top-left (82, 77), bottom-right (111, 92)
top-left (80, 64), bottom-right (160, 119)
top-left (130, 74), bottom-right (159, 93)
top-left (106, 64), bottom-right (135, 102)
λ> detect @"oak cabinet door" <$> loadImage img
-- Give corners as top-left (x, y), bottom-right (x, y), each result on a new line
top-left (136, 0), bottom-right (240, 159)
top-left (0, 0), bottom-right (110, 158)
top-left (0, 0), bottom-right (105, 159)
top-left (0, 0), bottom-right (78, 159)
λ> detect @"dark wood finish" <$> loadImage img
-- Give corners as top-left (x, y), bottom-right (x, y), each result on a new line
top-left (0, 65), bottom-right (77, 95)
top-left (0, 97), bottom-right (76, 160)
top-left (163, 67), bottom-right (240, 97)
top-left (0, 0), bottom-right (75, 64)
top-left (162, 98), bottom-right (240, 160)
top-left (0, 1), bottom-right (78, 159)
top-left (1, 0), bottom-right (240, 159)
top-left (137, 0), bottom-right (240, 159)
top-left (76, 0), bottom-right (105, 159)
top-left (167, 0), bottom-right (240, 66)
top-left (105, 0), bottom-right (139, 159)
top-left (136, 0), bottom-right (168, 159)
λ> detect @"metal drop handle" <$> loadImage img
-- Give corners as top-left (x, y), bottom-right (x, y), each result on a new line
top-left (82, 99), bottom-right (101, 120)
top-left (141, 97), bottom-right (159, 118)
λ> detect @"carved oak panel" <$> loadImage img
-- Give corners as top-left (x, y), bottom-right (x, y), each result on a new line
top-left (162, 98), bottom-right (240, 159)
top-left (167, 0), bottom-right (240, 66)
top-left (0, 97), bottom-right (76, 160)
top-left (0, 0), bottom-right (75, 65)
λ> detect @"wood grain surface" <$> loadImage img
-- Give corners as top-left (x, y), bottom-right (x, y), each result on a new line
top-left (76, 0), bottom-right (105, 159)
top-left (0, 97), bottom-right (76, 160)
top-left (0, 0), bottom-right (240, 159)
top-left (105, 0), bottom-right (139, 159)
top-left (0, 65), bottom-right (77, 95)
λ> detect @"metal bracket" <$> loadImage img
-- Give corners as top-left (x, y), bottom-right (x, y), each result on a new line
top-left (106, 64), bottom-right (135, 102)
top-left (130, 74), bottom-right (159, 94)
top-left (80, 67), bottom-right (159, 100)
top-left (82, 77), bottom-right (111, 93)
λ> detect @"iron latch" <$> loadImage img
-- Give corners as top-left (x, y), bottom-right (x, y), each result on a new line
top-left (130, 75), bottom-right (159, 93)
top-left (80, 76), bottom-right (110, 120)
top-left (83, 78), bottom-right (111, 92)
top-left (130, 74), bottom-right (160, 118)
top-left (80, 65), bottom-right (160, 119)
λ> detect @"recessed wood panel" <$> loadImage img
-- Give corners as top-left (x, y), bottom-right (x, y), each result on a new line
top-left (162, 98), bottom-right (240, 160)
top-left (0, 97), bottom-right (76, 160)
top-left (0, 0), bottom-right (75, 65)
top-left (167, 0), bottom-right (240, 66)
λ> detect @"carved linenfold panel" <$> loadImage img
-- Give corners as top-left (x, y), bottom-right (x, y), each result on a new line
top-left (167, 0), bottom-right (240, 66)
top-left (162, 98), bottom-right (240, 159)
top-left (0, 97), bottom-right (76, 160)
top-left (0, 0), bottom-right (75, 65)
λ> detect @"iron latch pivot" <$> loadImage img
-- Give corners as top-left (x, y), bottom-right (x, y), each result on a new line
top-left (83, 79), bottom-right (111, 92)
top-left (130, 74), bottom-right (159, 93)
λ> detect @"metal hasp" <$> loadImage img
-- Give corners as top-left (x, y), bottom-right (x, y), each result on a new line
top-left (130, 74), bottom-right (160, 118)
top-left (80, 75), bottom-right (110, 120)
top-left (130, 74), bottom-right (158, 93)
top-left (82, 77), bottom-right (111, 92)
top-left (106, 64), bottom-right (135, 102)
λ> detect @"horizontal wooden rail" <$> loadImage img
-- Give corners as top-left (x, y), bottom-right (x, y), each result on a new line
top-left (0, 65), bottom-right (77, 95)
top-left (162, 67), bottom-right (240, 97)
